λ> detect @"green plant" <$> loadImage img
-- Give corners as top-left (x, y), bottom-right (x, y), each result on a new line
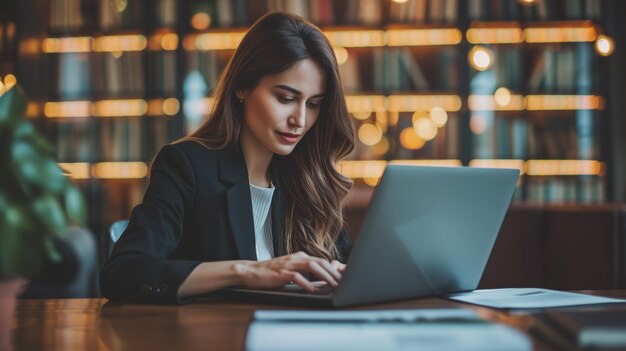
top-left (0, 86), bottom-right (86, 280)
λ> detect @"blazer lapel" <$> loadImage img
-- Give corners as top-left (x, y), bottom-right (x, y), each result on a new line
top-left (270, 185), bottom-right (286, 257)
top-left (219, 144), bottom-right (257, 260)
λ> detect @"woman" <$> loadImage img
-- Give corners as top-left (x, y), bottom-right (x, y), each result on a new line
top-left (101, 12), bottom-right (355, 304)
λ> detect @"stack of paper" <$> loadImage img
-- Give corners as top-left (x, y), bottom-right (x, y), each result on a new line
top-left (246, 309), bottom-right (531, 351)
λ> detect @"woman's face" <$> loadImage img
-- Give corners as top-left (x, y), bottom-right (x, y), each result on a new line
top-left (238, 58), bottom-right (326, 156)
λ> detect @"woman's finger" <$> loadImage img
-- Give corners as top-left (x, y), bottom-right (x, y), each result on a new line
top-left (318, 258), bottom-right (342, 281)
top-left (280, 270), bottom-right (317, 293)
top-left (331, 260), bottom-right (346, 273)
top-left (304, 260), bottom-right (338, 287)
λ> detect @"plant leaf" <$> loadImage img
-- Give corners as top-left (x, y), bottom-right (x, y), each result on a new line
top-left (0, 86), bottom-right (26, 126)
top-left (65, 186), bottom-right (86, 226)
top-left (32, 195), bottom-right (67, 237)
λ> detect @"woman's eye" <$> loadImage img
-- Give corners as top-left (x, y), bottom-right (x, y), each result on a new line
top-left (278, 96), bottom-right (294, 103)
top-left (307, 101), bottom-right (321, 109)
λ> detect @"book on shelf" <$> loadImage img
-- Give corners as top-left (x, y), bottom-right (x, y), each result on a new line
top-left (467, 0), bottom-right (602, 21)
top-left (309, 0), bottom-right (334, 26)
top-left (99, 0), bottom-right (143, 31)
top-left (49, 0), bottom-right (84, 32)
top-left (57, 52), bottom-right (91, 99)
top-left (91, 51), bottom-right (144, 97)
top-left (389, 0), bottom-right (457, 24)
top-left (338, 50), bottom-right (360, 93)
top-left (156, 0), bottom-right (177, 27)
top-left (150, 51), bottom-right (177, 96)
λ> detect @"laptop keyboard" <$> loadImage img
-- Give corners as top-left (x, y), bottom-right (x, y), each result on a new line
top-left (278, 283), bottom-right (335, 295)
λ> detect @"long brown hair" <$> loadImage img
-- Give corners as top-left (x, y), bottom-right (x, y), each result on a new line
top-left (187, 12), bottom-right (354, 260)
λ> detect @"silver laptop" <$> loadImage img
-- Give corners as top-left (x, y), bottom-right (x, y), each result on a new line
top-left (225, 165), bottom-right (520, 307)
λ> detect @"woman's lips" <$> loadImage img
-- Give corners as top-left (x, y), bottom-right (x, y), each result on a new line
top-left (276, 131), bottom-right (300, 144)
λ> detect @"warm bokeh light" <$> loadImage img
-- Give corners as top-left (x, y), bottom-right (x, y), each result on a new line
top-left (93, 162), bottom-right (148, 179)
top-left (525, 95), bottom-right (602, 110)
top-left (333, 47), bottom-right (349, 65)
top-left (390, 159), bottom-right (462, 167)
top-left (595, 35), bottom-right (614, 56)
top-left (400, 127), bottom-right (426, 150)
top-left (162, 98), bottom-right (180, 116)
top-left (115, 0), bottom-right (128, 12)
top-left (94, 34), bottom-right (147, 52)
top-left (467, 27), bottom-right (524, 44)
top-left (469, 94), bottom-right (525, 111)
top-left (44, 101), bottom-right (91, 118)
top-left (161, 33), bottom-right (179, 51)
top-left (411, 111), bottom-right (429, 125)
top-left (191, 12), bottom-right (211, 30)
top-left (0, 81), bottom-right (5, 96)
top-left (518, 0), bottom-right (537, 5)
top-left (324, 30), bottom-right (386, 47)
top-left (526, 160), bottom-right (603, 176)
top-left (371, 136), bottom-right (390, 156)
top-left (494, 87), bottom-right (512, 107)
top-left (345, 95), bottom-right (386, 114)
top-left (429, 107), bottom-right (448, 127)
top-left (363, 177), bottom-right (381, 187)
top-left (387, 29), bottom-right (462, 46)
top-left (42, 37), bottom-right (93, 53)
top-left (58, 163), bottom-right (90, 179)
top-left (524, 24), bottom-right (597, 43)
top-left (358, 123), bottom-right (383, 146)
top-left (93, 99), bottom-right (147, 117)
top-left (337, 160), bottom-right (386, 179)
top-left (413, 117), bottom-right (438, 141)
top-left (391, 0), bottom-right (409, 3)
top-left (470, 114), bottom-right (488, 134)
top-left (3, 74), bottom-right (17, 90)
top-left (19, 38), bottom-right (41, 55)
top-left (469, 46), bottom-right (493, 71)
top-left (469, 159), bottom-right (526, 175)
top-left (26, 102), bottom-right (40, 118)
top-left (387, 95), bottom-right (462, 112)
top-left (191, 32), bottom-right (246, 50)
top-left (352, 112), bottom-right (371, 120)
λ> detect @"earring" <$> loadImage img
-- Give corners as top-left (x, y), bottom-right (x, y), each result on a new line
top-left (239, 99), bottom-right (244, 104)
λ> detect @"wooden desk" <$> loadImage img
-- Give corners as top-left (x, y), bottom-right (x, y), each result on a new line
top-left (12, 291), bottom-right (626, 351)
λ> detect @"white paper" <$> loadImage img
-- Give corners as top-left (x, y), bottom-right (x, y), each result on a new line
top-left (246, 322), bottom-right (530, 351)
top-left (447, 288), bottom-right (626, 309)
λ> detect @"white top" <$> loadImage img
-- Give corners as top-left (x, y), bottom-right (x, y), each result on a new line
top-left (249, 183), bottom-right (275, 261)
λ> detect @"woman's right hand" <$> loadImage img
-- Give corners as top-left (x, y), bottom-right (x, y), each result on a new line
top-left (233, 251), bottom-right (342, 293)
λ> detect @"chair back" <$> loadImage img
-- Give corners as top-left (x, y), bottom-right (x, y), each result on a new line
top-left (109, 220), bottom-right (129, 244)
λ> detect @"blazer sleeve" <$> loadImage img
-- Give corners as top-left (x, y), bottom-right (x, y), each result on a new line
top-left (336, 227), bottom-right (352, 263)
top-left (100, 144), bottom-right (201, 304)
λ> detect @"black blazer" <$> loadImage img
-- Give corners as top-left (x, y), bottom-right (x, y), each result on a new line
top-left (100, 141), bottom-right (352, 304)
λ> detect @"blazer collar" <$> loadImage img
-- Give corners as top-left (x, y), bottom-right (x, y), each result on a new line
top-left (219, 143), bottom-right (286, 259)
top-left (218, 142), bottom-right (247, 185)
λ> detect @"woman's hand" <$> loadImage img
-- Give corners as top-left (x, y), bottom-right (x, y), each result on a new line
top-left (233, 252), bottom-right (343, 293)
top-left (330, 260), bottom-right (346, 273)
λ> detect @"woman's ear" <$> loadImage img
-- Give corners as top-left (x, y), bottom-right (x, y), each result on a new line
top-left (235, 90), bottom-right (248, 101)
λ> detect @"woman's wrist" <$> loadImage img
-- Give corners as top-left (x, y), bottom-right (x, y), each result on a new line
top-left (232, 260), bottom-right (253, 286)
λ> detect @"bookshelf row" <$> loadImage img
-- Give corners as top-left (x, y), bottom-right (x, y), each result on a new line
top-left (29, 21), bottom-right (609, 54)
top-left (57, 158), bottom-right (606, 204)
top-left (26, 94), bottom-right (603, 118)
top-left (21, 40), bottom-right (606, 105)
top-left (58, 159), bottom-right (604, 179)
top-left (45, 0), bottom-right (606, 33)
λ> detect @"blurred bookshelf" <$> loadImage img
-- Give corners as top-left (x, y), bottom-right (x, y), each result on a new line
top-left (5, 0), bottom-right (622, 235)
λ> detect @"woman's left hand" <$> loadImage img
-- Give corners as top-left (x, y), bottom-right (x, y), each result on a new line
top-left (330, 260), bottom-right (346, 273)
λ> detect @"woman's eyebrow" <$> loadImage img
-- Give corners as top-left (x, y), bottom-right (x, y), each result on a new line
top-left (274, 84), bottom-right (325, 98)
